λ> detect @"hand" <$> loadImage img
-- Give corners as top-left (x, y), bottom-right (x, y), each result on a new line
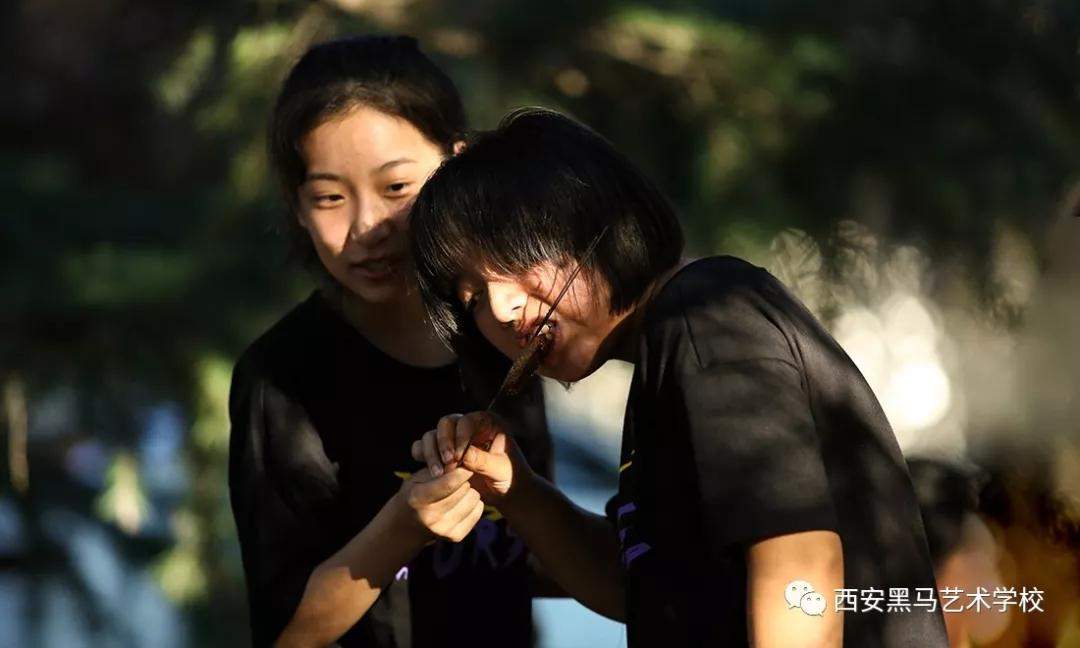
top-left (396, 466), bottom-right (485, 543)
top-left (411, 411), bottom-right (529, 503)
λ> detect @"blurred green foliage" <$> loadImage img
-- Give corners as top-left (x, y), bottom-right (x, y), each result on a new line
top-left (2, 0), bottom-right (1078, 644)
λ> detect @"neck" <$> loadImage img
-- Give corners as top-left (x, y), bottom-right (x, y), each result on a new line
top-left (603, 258), bottom-right (691, 365)
top-left (330, 285), bottom-right (455, 368)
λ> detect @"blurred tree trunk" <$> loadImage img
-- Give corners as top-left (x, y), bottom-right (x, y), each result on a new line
top-left (3, 372), bottom-right (29, 494)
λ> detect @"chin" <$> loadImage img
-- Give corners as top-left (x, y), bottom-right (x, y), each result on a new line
top-left (339, 275), bottom-right (407, 304)
top-left (356, 286), bottom-right (403, 303)
top-left (538, 360), bottom-right (595, 383)
top-left (536, 340), bottom-right (605, 383)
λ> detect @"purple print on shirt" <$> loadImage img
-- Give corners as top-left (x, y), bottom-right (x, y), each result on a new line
top-left (616, 501), bottom-right (651, 567)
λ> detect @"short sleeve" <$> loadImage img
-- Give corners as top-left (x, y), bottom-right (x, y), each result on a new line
top-left (666, 271), bottom-right (838, 552)
top-left (228, 358), bottom-right (344, 646)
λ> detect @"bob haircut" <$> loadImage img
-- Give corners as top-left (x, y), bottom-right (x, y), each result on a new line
top-left (411, 108), bottom-right (685, 344)
top-left (268, 35), bottom-right (467, 269)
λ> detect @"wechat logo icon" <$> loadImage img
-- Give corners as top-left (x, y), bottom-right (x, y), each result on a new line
top-left (785, 580), bottom-right (827, 616)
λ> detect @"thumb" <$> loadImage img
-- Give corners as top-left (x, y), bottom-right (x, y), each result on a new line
top-left (461, 444), bottom-right (510, 482)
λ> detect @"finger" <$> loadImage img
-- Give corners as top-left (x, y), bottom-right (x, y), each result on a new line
top-left (412, 475), bottom-right (470, 512)
top-left (461, 444), bottom-right (510, 482)
top-left (427, 485), bottom-right (478, 539)
top-left (411, 439), bottom-right (424, 463)
top-left (445, 486), bottom-right (481, 523)
top-left (416, 466), bottom-right (474, 502)
top-left (458, 411), bottom-right (501, 454)
top-left (487, 430), bottom-right (506, 455)
top-left (422, 430), bottom-right (443, 477)
top-left (436, 414), bottom-right (461, 465)
top-left (442, 487), bottom-right (482, 533)
top-left (446, 497), bottom-right (486, 542)
top-left (453, 414), bottom-right (477, 460)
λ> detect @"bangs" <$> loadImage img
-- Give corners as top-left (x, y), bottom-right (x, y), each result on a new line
top-left (410, 151), bottom-right (584, 344)
top-left (410, 107), bottom-right (684, 345)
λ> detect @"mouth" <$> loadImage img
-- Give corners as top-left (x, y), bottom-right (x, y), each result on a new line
top-left (349, 254), bottom-right (403, 281)
top-left (516, 319), bottom-right (558, 350)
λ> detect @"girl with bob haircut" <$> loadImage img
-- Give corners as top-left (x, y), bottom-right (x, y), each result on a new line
top-left (410, 108), bottom-right (950, 648)
top-left (228, 37), bottom-right (550, 648)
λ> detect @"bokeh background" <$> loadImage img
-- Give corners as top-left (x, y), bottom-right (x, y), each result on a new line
top-left (2, 0), bottom-right (1079, 646)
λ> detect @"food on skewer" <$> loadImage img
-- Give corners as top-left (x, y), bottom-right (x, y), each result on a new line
top-left (492, 322), bottom-right (555, 401)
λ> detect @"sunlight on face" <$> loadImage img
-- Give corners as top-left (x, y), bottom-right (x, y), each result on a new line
top-left (457, 263), bottom-right (631, 382)
top-left (297, 105), bottom-right (447, 303)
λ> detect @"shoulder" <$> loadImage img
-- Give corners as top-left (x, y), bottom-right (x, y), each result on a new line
top-left (229, 295), bottom-right (341, 501)
top-left (229, 292), bottom-right (334, 429)
top-left (232, 292), bottom-right (328, 390)
top-left (643, 256), bottom-right (799, 369)
top-left (649, 255), bottom-right (777, 315)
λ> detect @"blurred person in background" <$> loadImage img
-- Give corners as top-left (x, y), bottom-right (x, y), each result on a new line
top-left (409, 109), bottom-right (949, 648)
top-left (974, 460), bottom-right (1080, 647)
top-left (908, 459), bottom-right (1011, 647)
top-left (228, 35), bottom-right (551, 648)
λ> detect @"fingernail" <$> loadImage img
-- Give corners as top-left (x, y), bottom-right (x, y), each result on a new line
top-left (431, 464), bottom-right (443, 477)
top-left (442, 450), bottom-right (453, 463)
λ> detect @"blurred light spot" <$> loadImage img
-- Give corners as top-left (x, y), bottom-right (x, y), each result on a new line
top-left (155, 29), bottom-right (214, 114)
top-left (833, 307), bottom-right (888, 388)
top-left (704, 125), bottom-right (747, 193)
top-left (768, 228), bottom-right (826, 316)
top-left (154, 510), bottom-right (206, 603)
top-left (992, 223), bottom-right (1038, 315)
top-left (230, 24), bottom-right (289, 72)
top-left (554, 68), bottom-right (590, 97)
top-left (882, 293), bottom-right (939, 360)
top-left (883, 245), bottom-right (927, 293)
top-left (95, 452), bottom-right (148, 535)
top-left (884, 360), bottom-right (951, 432)
top-left (140, 403), bottom-right (188, 496)
top-left (192, 355), bottom-right (233, 454)
top-left (64, 439), bottom-right (110, 489)
top-left (430, 28), bottom-right (481, 57)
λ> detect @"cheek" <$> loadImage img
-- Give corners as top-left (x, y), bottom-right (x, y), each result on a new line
top-left (302, 210), bottom-right (351, 252)
top-left (473, 311), bottom-right (516, 358)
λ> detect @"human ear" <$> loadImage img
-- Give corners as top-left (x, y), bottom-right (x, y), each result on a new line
top-left (452, 140), bottom-right (466, 156)
top-left (294, 204), bottom-right (310, 232)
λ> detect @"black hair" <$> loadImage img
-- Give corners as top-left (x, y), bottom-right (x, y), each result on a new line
top-left (268, 35), bottom-right (467, 268)
top-left (410, 108), bottom-right (685, 344)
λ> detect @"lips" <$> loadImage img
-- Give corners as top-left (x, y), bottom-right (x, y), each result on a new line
top-left (349, 254), bottom-right (402, 280)
top-left (516, 320), bottom-right (557, 349)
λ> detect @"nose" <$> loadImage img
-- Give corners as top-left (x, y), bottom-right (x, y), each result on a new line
top-left (486, 282), bottom-right (527, 326)
top-left (347, 196), bottom-right (395, 246)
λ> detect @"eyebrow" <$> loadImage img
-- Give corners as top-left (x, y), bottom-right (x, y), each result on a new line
top-left (304, 172), bottom-right (344, 183)
top-left (303, 159), bottom-right (416, 184)
top-left (375, 158), bottom-right (416, 173)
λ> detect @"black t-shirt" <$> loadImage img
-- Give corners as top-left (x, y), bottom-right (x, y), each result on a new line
top-left (228, 291), bottom-right (551, 647)
top-left (607, 256), bottom-right (949, 648)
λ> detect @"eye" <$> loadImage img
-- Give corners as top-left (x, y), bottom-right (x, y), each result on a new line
top-left (386, 181), bottom-right (411, 195)
top-left (313, 194), bottom-right (344, 207)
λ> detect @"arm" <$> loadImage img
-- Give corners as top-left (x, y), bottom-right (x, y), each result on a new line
top-left (276, 469), bottom-right (483, 648)
top-left (229, 368), bottom-right (484, 648)
top-left (498, 468), bottom-right (624, 619)
top-left (275, 492), bottom-right (424, 648)
top-left (413, 413), bottom-right (625, 620)
top-left (746, 530), bottom-right (844, 648)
